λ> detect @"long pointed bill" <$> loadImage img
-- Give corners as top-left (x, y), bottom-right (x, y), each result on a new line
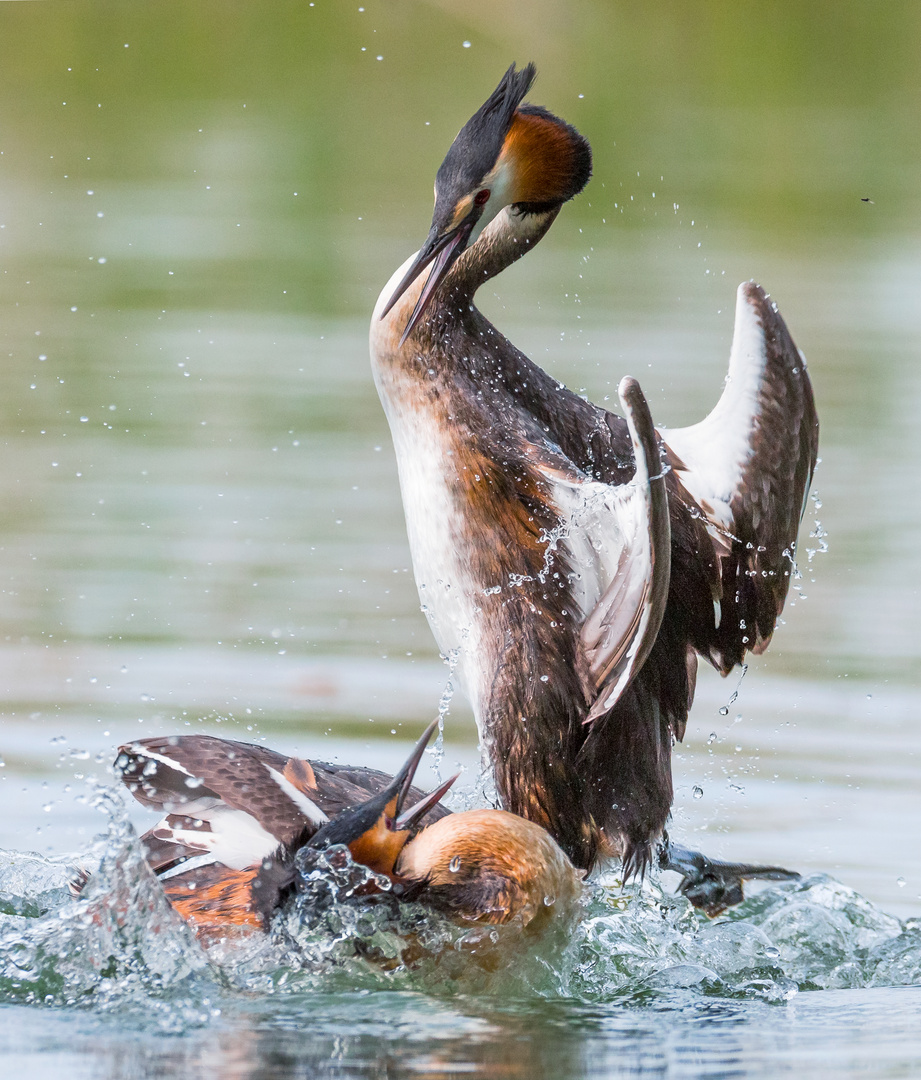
top-left (378, 219), bottom-right (476, 346)
top-left (393, 772), bottom-right (460, 832)
top-left (378, 226), bottom-right (443, 321)
top-left (304, 721), bottom-right (447, 878)
top-left (390, 718), bottom-right (441, 819)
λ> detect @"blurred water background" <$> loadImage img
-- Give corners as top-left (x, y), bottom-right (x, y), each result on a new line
top-left (1, 2), bottom-right (920, 1077)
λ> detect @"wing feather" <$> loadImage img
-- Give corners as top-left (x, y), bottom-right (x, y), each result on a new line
top-left (120, 735), bottom-right (455, 884)
top-left (661, 281), bottom-right (819, 673)
top-left (579, 378), bottom-right (670, 721)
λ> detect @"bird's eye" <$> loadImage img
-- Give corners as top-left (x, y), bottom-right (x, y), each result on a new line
top-left (474, 189), bottom-right (491, 206)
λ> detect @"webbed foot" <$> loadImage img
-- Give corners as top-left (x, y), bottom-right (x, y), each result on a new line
top-left (658, 837), bottom-right (800, 916)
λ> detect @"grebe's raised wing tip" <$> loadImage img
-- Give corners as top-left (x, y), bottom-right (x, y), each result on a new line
top-left (660, 281), bottom-right (819, 672)
top-left (580, 376), bottom-right (671, 722)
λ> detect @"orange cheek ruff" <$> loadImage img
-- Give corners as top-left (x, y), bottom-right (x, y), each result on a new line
top-left (347, 820), bottom-right (410, 879)
top-left (163, 867), bottom-right (265, 938)
top-left (502, 111), bottom-right (579, 206)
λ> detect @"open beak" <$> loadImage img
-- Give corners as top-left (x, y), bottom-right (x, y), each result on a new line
top-left (389, 718), bottom-right (443, 817)
top-left (305, 720), bottom-right (459, 876)
top-left (379, 216), bottom-right (477, 346)
top-left (371, 717), bottom-right (461, 828)
top-left (394, 771), bottom-right (460, 832)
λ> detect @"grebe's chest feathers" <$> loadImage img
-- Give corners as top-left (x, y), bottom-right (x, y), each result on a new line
top-left (372, 279), bottom-right (639, 684)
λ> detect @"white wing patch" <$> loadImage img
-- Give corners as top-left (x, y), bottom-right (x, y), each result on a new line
top-left (152, 805), bottom-right (279, 872)
top-left (537, 376), bottom-right (669, 723)
top-left (539, 467), bottom-right (637, 624)
top-left (123, 744), bottom-right (196, 778)
top-left (262, 764), bottom-right (329, 826)
top-left (660, 283), bottom-right (769, 521)
top-left (158, 852), bottom-right (219, 881)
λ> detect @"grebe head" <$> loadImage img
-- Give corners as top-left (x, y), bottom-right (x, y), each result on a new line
top-left (306, 719), bottom-right (459, 878)
top-left (303, 725), bottom-right (581, 927)
top-left (380, 61), bottom-right (592, 341)
top-left (396, 808), bottom-right (585, 926)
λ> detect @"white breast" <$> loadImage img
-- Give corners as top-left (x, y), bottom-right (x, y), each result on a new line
top-left (370, 263), bottom-right (486, 715)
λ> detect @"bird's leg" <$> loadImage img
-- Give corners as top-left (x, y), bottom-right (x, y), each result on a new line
top-left (657, 832), bottom-right (800, 917)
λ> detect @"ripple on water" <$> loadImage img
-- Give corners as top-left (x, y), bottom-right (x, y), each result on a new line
top-left (0, 790), bottom-right (918, 1032)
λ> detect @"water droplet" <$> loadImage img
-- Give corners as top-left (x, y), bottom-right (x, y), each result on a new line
top-left (449, 855), bottom-right (461, 873)
top-left (540, 674), bottom-right (549, 683)
top-left (543, 895), bottom-right (555, 906)
top-left (707, 732), bottom-right (717, 745)
top-left (718, 706), bottom-right (729, 716)
top-left (692, 785), bottom-right (703, 800)
top-left (897, 877), bottom-right (907, 888)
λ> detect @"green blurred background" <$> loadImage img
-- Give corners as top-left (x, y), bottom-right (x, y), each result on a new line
top-left (2, 0), bottom-right (919, 678)
top-left (1, 0), bottom-right (919, 679)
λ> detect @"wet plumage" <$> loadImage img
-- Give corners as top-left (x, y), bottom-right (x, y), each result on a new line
top-left (371, 63), bottom-right (818, 884)
top-left (107, 724), bottom-right (582, 936)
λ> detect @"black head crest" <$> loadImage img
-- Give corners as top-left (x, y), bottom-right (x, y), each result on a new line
top-left (434, 63), bottom-right (536, 219)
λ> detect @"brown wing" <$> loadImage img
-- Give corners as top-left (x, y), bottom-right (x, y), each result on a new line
top-left (577, 284), bottom-right (817, 873)
top-left (117, 735), bottom-right (328, 847)
top-left (120, 735), bottom-right (453, 889)
top-left (661, 281), bottom-right (819, 674)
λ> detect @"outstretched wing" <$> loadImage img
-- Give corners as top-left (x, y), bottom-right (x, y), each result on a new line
top-left (117, 735), bottom-right (332, 875)
top-left (118, 735), bottom-right (452, 880)
top-left (661, 281), bottom-right (819, 674)
top-left (575, 288), bottom-right (817, 873)
top-left (525, 377), bottom-right (669, 724)
top-left (118, 736), bottom-right (331, 841)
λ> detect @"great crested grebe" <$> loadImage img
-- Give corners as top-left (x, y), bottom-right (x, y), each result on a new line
top-left (109, 722), bottom-right (582, 937)
top-left (370, 63), bottom-right (818, 907)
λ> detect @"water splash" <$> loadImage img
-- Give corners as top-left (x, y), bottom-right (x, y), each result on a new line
top-left (0, 801), bottom-right (919, 1028)
top-left (429, 647), bottom-right (461, 778)
top-left (0, 785), bottom-right (213, 1029)
top-left (718, 664), bottom-right (747, 717)
top-left (805, 489), bottom-right (829, 565)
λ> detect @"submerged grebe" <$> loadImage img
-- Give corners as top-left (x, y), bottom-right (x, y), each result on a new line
top-left (112, 722), bottom-right (582, 936)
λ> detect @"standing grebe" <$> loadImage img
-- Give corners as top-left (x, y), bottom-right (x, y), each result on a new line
top-left (370, 63), bottom-right (818, 908)
top-left (111, 722), bottom-right (581, 936)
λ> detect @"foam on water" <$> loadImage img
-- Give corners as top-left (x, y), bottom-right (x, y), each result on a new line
top-left (0, 789), bottom-right (918, 1031)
